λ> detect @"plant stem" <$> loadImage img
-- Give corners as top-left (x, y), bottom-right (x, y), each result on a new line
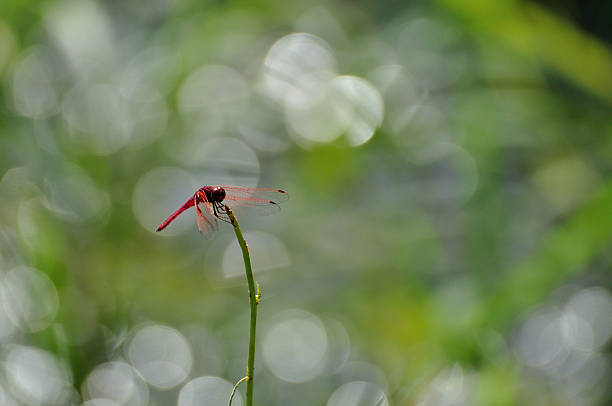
top-left (226, 205), bottom-right (260, 406)
top-left (228, 376), bottom-right (249, 406)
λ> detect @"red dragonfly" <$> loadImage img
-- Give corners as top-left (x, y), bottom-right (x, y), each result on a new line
top-left (156, 186), bottom-right (288, 238)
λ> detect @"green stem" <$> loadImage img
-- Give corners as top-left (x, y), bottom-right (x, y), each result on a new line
top-left (226, 205), bottom-right (259, 406)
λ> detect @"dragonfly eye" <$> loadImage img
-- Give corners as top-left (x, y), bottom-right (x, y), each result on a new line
top-left (212, 187), bottom-right (226, 202)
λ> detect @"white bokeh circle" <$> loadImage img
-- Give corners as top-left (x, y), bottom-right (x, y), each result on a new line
top-left (126, 324), bottom-right (193, 390)
top-left (4, 345), bottom-right (73, 406)
top-left (222, 231), bottom-right (291, 278)
top-left (83, 361), bottom-right (149, 406)
top-left (132, 167), bottom-right (198, 235)
top-left (178, 376), bottom-right (242, 406)
top-left (1, 266), bottom-right (59, 332)
top-left (327, 381), bottom-right (388, 406)
top-left (262, 310), bottom-right (328, 383)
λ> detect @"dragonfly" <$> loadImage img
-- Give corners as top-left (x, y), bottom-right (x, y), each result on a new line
top-left (156, 186), bottom-right (288, 238)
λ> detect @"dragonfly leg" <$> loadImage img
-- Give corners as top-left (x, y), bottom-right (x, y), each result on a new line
top-left (214, 202), bottom-right (232, 224)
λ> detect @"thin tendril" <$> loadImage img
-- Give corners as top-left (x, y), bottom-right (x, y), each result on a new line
top-left (228, 376), bottom-right (249, 406)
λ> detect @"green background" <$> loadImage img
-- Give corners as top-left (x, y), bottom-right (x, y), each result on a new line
top-left (0, 0), bottom-right (611, 405)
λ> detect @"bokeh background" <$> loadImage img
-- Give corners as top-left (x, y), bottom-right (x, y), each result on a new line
top-left (0, 0), bottom-right (611, 405)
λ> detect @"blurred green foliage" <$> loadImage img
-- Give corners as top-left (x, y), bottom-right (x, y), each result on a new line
top-left (0, 0), bottom-right (611, 405)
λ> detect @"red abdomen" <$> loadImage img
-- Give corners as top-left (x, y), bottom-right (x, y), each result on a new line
top-left (156, 197), bottom-right (195, 231)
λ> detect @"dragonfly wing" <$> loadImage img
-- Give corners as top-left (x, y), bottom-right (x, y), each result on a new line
top-left (218, 186), bottom-right (289, 203)
top-left (222, 195), bottom-right (282, 216)
top-left (219, 186), bottom-right (287, 217)
top-left (195, 194), bottom-right (218, 238)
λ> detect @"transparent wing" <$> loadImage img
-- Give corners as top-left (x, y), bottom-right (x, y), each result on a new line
top-left (222, 196), bottom-right (282, 216)
top-left (195, 194), bottom-right (218, 238)
top-left (217, 186), bottom-right (289, 204)
top-left (218, 186), bottom-right (287, 217)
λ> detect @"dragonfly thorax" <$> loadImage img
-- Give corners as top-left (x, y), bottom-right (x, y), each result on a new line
top-left (202, 186), bottom-right (226, 203)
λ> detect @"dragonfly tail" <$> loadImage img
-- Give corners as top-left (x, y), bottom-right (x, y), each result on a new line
top-left (156, 198), bottom-right (195, 231)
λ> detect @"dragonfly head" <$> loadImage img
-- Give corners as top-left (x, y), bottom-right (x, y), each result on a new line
top-left (211, 186), bottom-right (226, 202)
